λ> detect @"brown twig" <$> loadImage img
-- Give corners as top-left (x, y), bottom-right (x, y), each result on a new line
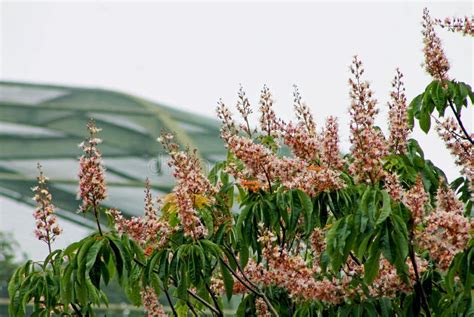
top-left (448, 99), bottom-right (473, 145)
top-left (219, 257), bottom-right (279, 317)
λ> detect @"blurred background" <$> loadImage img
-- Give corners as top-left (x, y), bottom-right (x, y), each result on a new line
top-left (0, 0), bottom-right (472, 314)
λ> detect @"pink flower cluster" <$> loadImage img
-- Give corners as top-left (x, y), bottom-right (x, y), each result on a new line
top-left (320, 116), bottom-right (345, 170)
top-left (293, 86), bottom-right (317, 137)
top-left (234, 228), bottom-right (419, 304)
top-left (236, 85), bottom-right (254, 137)
top-left (387, 69), bottom-right (409, 155)
top-left (259, 85), bottom-right (282, 138)
top-left (140, 286), bottom-right (167, 317)
top-left (210, 274), bottom-right (225, 295)
top-left (369, 256), bottom-right (428, 298)
top-left (384, 171), bottom-right (404, 202)
top-left (233, 230), bottom-right (350, 304)
top-left (281, 87), bottom-right (320, 162)
top-left (216, 99), bottom-right (238, 142)
top-left (217, 85), bottom-right (346, 196)
top-left (158, 133), bottom-right (216, 239)
top-left (255, 297), bottom-right (271, 317)
top-left (435, 15), bottom-right (474, 36)
top-left (32, 164), bottom-right (62, 251)
top-left (436, 117), bottom-right (474, 200)
top-left (227, 135), bottom-right (344, 196)
top-left (111, 180), bottom-right (173, 250)
top-left (78, 119), bottom-right (107, 213)
top-left (417, 185), bottom-right (473, 270)
top-left (422, 8), bottom-right (450, 81)
top-left (281, 89), bottom-right (345, 170)
top-left (348, 56), bottom-right (388, 184)
top-left (282, 122), bottom-right (320, 162)
top-left (402, 176), bottom-right (429, 226)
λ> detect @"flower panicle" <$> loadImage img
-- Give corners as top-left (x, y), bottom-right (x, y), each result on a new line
top-left (435, 118), bottom-right (473, 199)
top-left (388, 68), bottom-right (409, 154)
top-left (110, 180), bottom-right (174, 249)
top-left (259, 85), bottom-right (282, 138)
top-left (141, 286), bottom-right (167, 317)
top-left (384, 171), bottom-right (403, 202)
top-left (226, 135), bottom-right (274, 186)
top-left (402, 175), bottom-right (429, 225)
top-left (144, 178), bottom-right (158, 224)
top-left (282, 121), bottom-right (320, 162)
top-left (158, 132), bottom-right (214, 239)
top-left (158, 132), bottom-right (216, 196)
top-left (236, 85), bottom-right (254, 137)
top-left (320, 116), bottom-right (344, 169)
top-left (78, 119), bottom-right (107, 213)
top-left (216, 99), bottom-right (238, 141)
top-left (282, 87), bottom-right (320, 161)
top-left (293, 85), bottom-right (317, 136)
top-left (422, 8), bottom-right (450, 81)
top-left (435, 15), bottom-right (474, 36)
top-left (416, 183), bottom-right (473, 270)
top-left (33, 163), bottom-right (62, 251)
top-left (236, 85), bottom-right (253, 119)
top-left (348, 56), bottom-right (388, 184)
top-left (348, 55), bottom-right (378, 130)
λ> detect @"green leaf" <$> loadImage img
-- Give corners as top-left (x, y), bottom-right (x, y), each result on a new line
top-left (356, 234), bottom-right (372, 259)
top-left (236, 204), bottom-right (253, 238)
top-left (408, 94), bottom-right (423, 129)
top-left (419, 108), bottom-right (431, 133)
top-left (220, 260), bottom-right (234, 301)
top-left (381, 225), bottom-right (395, 263)
top-left (326, 216), bottom-right (353, 271)
top-left (297, 189), bottom-right (313, 215)
top-left (188, 246), bottom-right (201, 285)
top-left (453, 82), bottom-right (470, 112)
top-left (376, 191), bottom-right (391, 225)
top-left (177, 264), bottom-right (189, 300)
top-left (430, 81), bottom-right (447, 115)
top-left (364, 234), bottom-right (381, 284)
top-left (125, 265), bottom-right (142, 306)
top-left (85, 239), bottom-right (105, 274)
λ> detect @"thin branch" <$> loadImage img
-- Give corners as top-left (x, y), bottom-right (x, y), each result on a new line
top-left (71, 303), bottom-right (83, 316)
top-left (219, 258), bottom-right (260, 294)
top-left (203, 277), bottom-right (224, 317)
top-left (133, 258), bottom-right (219, 316)
top-left (260, 164), bottom-right (273, 194)
top-left (186, 288), bottom-right (222, 316)
top-left (186, 300), bottom-right (198, 316)
top-left (408, 232), bottom-right (431, 317)
top-left (223, 245), bottom-right (262, 292)
top-left (448, 99), bottom-right (473, 144)
top-left (163, 288), bottom-right (178, 317)
top-left (219, 257), bottom-right (279, 317)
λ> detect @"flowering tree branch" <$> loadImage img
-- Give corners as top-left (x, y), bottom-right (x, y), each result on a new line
top-left (447, 99), bottom-right (473, 144)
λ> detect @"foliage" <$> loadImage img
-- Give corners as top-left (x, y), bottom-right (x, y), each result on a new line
top-left (7, 8), bottom-right (474, 317)
top-left (0, 232), bottom-right (22, 298)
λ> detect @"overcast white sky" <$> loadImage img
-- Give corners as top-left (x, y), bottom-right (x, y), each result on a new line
top-left (0, 1), bottom-right (473, 259)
